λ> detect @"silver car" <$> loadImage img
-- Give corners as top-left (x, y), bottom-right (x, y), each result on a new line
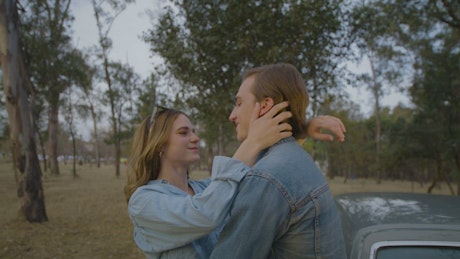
top-left (335, 192), bottom-right (460, 259)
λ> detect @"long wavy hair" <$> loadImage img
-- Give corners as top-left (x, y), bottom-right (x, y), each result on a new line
top-left (124, 109), bottom-right (187, 203)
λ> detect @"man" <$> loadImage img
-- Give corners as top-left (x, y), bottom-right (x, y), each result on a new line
top-left (210, 63), bottom-right (346, 258)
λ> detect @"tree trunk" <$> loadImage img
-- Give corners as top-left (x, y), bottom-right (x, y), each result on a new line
top-left (0, 0), bottom-right (48, 222)
top-left (369, 52), bottom-right (382, 184)
top-left (48, 103), bottom-right (60, 175)
top-left (70, 128), bottom-right (77, 178)
top-left (89, 104), bottom-right (101, 168)
top-left (457, 178), bottom-right (460, 196)
top-left (37, 127), bottom-right (48, 172)
top-left (454, 153), bottom-right (460, 196)
top-left (428, 155), bottom-right (442, 194)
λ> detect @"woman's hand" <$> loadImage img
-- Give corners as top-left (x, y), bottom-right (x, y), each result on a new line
top-left (303, 115), bottom-right (346, 142)
top-left (233, 101), bottom-right (292, 166)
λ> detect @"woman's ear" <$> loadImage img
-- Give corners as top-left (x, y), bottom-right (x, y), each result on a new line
top-left (259, 98), bottom-right (275, 116)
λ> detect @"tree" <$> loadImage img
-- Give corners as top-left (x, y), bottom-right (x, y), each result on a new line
top-left (146, 0), bottom-right (348, 162)
top-left (381, 0), bottom-right (460, 195)
top-left (409, 32), bottom-right (460, 195)
top-left (77, 56), bottom-right (103, 168)
top-left (91, 0), bottom-right (134, 176)
top-left (350, 1), bottom-right (412, 183)
top-left (63, 86), bottom-right (78, 177)
top-left (101, 61), bottom-right (139, 173)
top-left (21, 0), bottom-right (89, 176)
top-left (0, 0), bottom-right (48, 222)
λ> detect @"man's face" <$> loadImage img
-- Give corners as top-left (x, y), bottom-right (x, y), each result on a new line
top-left (229, 75), bottom-right (258, 142)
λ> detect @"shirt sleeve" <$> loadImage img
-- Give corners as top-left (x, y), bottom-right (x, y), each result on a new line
top-left (128, 156), bottom-right (249, 252)
top-left (210, 173), bottom-right (290, 258)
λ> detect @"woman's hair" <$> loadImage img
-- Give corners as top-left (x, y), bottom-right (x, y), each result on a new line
top-left (243, 63), bottom-right (309, 139)
top-left (124, 108), bottom-right (187, 203)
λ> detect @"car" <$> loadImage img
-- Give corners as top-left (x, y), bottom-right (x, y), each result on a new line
top-left (334, 192), bottom-right (460, 259)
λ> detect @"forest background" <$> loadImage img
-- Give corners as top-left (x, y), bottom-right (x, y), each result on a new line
top-left (0, 0), bottom-right (459, 225)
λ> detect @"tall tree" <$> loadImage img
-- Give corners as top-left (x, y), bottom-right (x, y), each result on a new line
top-left (146, 0), bottom-right (348, 160)
top-left (91, 0), bottom-right (134, 176)
top-left (100, 61), bottom-right (139, 175)
top-left (384, 0), bottom-right (460, 194)
top-left (0, 0), bottom-right (47, 222)
top-left (350, 1), bottom-right (411, 183)
top-left (71, 51), bottom-right (103, 168)
top-left (409, 32), bottom-right (460, 195)
top-left (21, 0), bottom-right (88, 175)
top-left (63, 86), bottom-right (78, 177)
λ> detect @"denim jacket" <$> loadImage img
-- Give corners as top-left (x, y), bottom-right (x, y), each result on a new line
top-left (128, 157), bottom-right (249, 258)
top-left (210, 137), bottom-right (346, 258)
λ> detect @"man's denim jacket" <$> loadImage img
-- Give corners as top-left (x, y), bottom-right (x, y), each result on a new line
top-left (210, 137), bottom-right (346, 258)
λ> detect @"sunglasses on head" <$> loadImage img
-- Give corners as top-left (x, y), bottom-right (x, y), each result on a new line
top-left (149, 105), bottom-right (170, 126)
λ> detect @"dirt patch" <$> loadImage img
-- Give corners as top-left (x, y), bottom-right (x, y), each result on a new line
top-left (0, 163), bottom-right (454, 258)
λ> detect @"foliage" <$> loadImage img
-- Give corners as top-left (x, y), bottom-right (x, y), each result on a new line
top-left (145, 0), bottom-right (349, 156)
top-left (20, 0), bottom-right (91, 175)
top-left (91, 0), bottom-right (135, 176)
top-left (4, 0), bottom-right (459, 194)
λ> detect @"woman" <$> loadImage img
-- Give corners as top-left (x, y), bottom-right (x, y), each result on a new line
top-left (125, 102), bottom-right (345, 258)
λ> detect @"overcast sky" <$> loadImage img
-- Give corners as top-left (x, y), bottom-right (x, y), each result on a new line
top-left (71, 0), bottom-right (156, 78)
top-left (70, 0), bottom-right (410, 117)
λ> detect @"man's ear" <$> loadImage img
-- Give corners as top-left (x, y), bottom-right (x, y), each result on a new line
top-left (259, 98), bottom-right (275, 116)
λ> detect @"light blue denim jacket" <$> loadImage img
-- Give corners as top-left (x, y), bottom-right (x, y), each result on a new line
top-left (127, 157), bottom-right (249, 258)
top-left (210, 137), bottom-right (346, 258)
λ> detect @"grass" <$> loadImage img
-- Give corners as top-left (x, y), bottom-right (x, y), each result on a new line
top-left (0, 162), bottom-right (455, 258)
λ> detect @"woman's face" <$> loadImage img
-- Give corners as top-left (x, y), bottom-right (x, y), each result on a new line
top-left (162, 114), bottom-right (200, 166)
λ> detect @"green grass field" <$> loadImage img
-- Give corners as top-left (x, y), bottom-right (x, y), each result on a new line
top-left (0, 162), bottom-right (454, 258)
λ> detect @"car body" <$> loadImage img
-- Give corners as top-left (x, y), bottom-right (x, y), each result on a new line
top-left (334, 192), bottom-right (460, 259)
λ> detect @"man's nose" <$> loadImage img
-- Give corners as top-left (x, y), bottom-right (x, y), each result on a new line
top-left (229, 109), bottom-right (236, 122)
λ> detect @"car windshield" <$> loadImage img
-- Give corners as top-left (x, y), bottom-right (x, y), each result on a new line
top-left (376, 246), bottom-right (460, 259)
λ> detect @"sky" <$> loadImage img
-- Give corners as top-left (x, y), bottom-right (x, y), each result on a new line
top-left (70, 0), bottom-right (410, 117)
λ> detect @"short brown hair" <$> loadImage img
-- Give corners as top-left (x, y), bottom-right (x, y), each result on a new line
top-left (243, 63), bottom-right (309, 139)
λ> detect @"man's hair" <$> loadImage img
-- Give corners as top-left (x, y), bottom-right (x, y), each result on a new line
top-left (243, 63), bottom-right (309, 139)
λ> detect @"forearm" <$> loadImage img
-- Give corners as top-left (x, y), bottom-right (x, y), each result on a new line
top-left (128, 157), bottom-right (250, 252)
top-left (232, 139), bottom-right (262, 166)
top-left (210, 177), bottom-right (287, 258)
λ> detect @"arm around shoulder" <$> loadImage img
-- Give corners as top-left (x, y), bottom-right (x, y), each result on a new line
top-left (210, 175), bottom-right (289, 258)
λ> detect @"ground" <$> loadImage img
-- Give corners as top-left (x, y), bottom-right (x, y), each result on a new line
top-left (0, 162), bottom-right (454, 258)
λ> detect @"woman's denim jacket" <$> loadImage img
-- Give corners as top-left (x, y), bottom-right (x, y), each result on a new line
top-left (210, 137), bottom-right (346, 258)
top-left (128, 158), bottom-right (247, 258)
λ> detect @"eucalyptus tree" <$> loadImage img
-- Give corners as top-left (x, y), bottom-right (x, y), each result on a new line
top-left (62, 86), bottom-right (78, 177)
top-left (429, 0), bottom-right (460, 31)
top-left (380, 0), bottom-right (460, 195)
top-left (77, 57), bottom-right (103, 168)
top-left (20, 0), bottom-right (91, 176)
top-left (146, 0), bottom-right (348, 160)
top-left (350, 0), bottom-right (413, 183)
top-left (0, 0), bottom-right (48, 222)
top-left (91, 0), bottom-right (134, 176)
top-left (133, 73), bottom-right (159, 122)
top-left (99, 61), bottom-right (140, 176)
top-left (408, 33), bottom-right (460, 195)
